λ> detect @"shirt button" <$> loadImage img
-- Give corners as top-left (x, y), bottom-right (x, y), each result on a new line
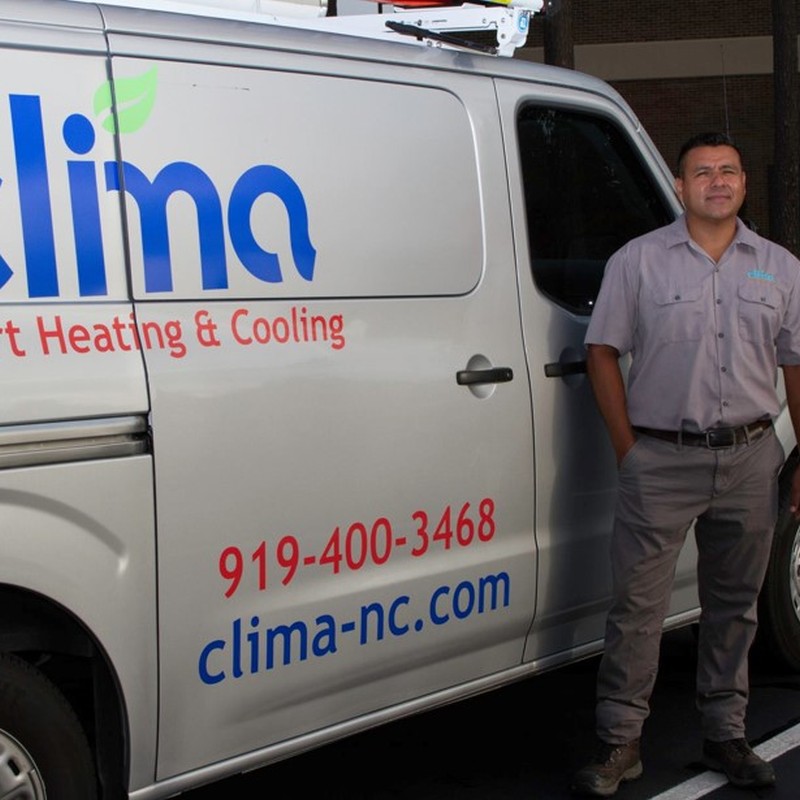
top-left (674, 294), bottom-right (681, 300)
top-left (721, 366), bottom-right (728, 372)
top-left (718, 332), bottom-right (725, 338)
top-left (723, 400), bottom-right (730, 407)
top-left (716, 298), bottom-right (722, 304)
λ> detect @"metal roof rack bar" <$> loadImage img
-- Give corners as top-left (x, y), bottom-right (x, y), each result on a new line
top-left (66, 0), bottom-right (543, 56)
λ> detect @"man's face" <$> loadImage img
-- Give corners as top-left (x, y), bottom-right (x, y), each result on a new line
top-left (675, 144), bottom-right (746, 223)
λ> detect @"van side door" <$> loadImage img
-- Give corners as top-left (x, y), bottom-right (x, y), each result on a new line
top-left (104, 16), bottom-right (537, 781)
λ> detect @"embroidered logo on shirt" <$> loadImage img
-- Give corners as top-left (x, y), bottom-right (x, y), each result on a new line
top-left (747, 269), bottom-right (776, 282)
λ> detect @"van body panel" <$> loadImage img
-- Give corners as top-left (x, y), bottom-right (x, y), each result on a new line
top-left (0, 0), bottom-right (102, 31)
top-left (0, 5), bottom-right (156, 792)
top-left (0, 304), bottom-right (150, 423)
top-left (100, 41), bottom-right (537, 777)
top-left (0, 455), bottom-right (158, 790)
top-left (0, 40), bottom-right (149, 422)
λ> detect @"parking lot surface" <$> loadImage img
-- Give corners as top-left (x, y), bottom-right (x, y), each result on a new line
top-left (184, 627), bottom-right (800, 798)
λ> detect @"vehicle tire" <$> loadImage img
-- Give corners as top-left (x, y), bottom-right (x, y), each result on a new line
top-left (0, 652), bottom-right (98, 800)
top-left (757, 473), bottom-right (800, 672)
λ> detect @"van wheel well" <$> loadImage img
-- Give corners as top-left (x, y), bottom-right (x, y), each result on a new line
top-left (0, 587), bottom-right (126, 799)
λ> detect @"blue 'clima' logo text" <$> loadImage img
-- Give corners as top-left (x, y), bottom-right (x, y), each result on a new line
top-left (0, 89), bottom-right (317, 298)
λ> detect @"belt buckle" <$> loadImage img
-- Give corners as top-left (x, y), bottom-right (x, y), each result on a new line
top-left (704, 428), bottom-right (736, 449)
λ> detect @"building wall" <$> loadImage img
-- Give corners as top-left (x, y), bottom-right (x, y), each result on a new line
top-left (570, 0), bottom-right (773, 43)
top-left (620, 74), bottom-right (774, 233)
top-left (522, 0), bottom-right (781, 235)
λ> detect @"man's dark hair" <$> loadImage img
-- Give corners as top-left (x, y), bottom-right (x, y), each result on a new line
top-left (676, 132), bottom-right (743, 177)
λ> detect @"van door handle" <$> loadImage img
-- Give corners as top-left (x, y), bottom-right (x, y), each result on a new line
top-left (456, 367), bottom-right (513, 385)
top-left (544, 360), bottom-right (587, 377)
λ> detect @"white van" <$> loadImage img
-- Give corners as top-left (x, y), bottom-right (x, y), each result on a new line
top-left (0, 1), bottom-right (797, 797)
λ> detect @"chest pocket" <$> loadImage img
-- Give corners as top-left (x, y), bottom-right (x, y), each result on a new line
top-left (651, 282), bottom-right (706, 342)
top-left (738, 282), bottom-right (780, 343)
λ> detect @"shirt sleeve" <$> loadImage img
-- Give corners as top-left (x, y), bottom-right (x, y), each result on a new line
top-left (584, 242), bottom-right (638, 356)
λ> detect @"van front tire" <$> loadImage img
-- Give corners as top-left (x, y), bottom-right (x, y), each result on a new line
top-left (758, 477), bottom-right (800, 672)
top-left (0, 652), bottom-right (98, 800)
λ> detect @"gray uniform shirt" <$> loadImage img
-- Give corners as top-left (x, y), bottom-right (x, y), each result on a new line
top-left (585, 215), bottom-right (800, 432)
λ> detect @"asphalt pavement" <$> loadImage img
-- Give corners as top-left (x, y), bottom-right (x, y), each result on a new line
top-left (185, 627), bottom-right (800, 799)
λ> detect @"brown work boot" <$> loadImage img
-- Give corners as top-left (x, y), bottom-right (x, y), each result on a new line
top-left (702, 738), bottom-right (776, 788)
top-left (571, 738), bottom-right (642, 796)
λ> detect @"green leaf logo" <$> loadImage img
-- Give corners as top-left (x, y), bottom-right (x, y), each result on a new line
top-left (94, 66), bottom-right (158, 134)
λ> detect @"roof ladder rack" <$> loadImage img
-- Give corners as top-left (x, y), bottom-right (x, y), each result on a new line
top-left (297, 1), bottom-right (544, 57)
top-left (65, 0), bottom-right (543, 57)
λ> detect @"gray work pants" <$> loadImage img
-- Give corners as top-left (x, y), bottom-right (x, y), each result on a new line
top-left (595, 427), bottom-right (784, 744)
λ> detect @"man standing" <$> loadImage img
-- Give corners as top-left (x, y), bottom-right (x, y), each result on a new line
top-left (572, 132), bottom-right (800, 797)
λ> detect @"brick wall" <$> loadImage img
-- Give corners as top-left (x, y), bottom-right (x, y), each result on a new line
top-left (529, 0), bottom-right (773, 45)
top-left (615, 74), bottom-right (774, 233)
top-left (526, 0), bottom-right (780, 236)
top-left (573, 0), bottom-right (773, 44)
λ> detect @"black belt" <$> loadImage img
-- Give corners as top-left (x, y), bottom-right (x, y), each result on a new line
top-left (633, 419), bottom-right (772, 449)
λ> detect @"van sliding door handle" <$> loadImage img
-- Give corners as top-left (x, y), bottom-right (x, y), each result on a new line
top-left (544, 360), bottom-right (587, 377)
top-left (456, 367), bottom-right (513, 385)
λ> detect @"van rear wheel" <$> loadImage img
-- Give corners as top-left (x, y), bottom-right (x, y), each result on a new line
top-left (0, 653), bottom-right (97, 800)
top-left (758, 478), bottom-right (800, 672)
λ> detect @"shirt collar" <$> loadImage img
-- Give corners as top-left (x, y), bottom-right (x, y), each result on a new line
top-left (664, 213), bottom-right (761, 253)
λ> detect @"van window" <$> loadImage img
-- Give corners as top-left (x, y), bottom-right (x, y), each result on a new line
top-left (516, 106), bottom-right (673, 315)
